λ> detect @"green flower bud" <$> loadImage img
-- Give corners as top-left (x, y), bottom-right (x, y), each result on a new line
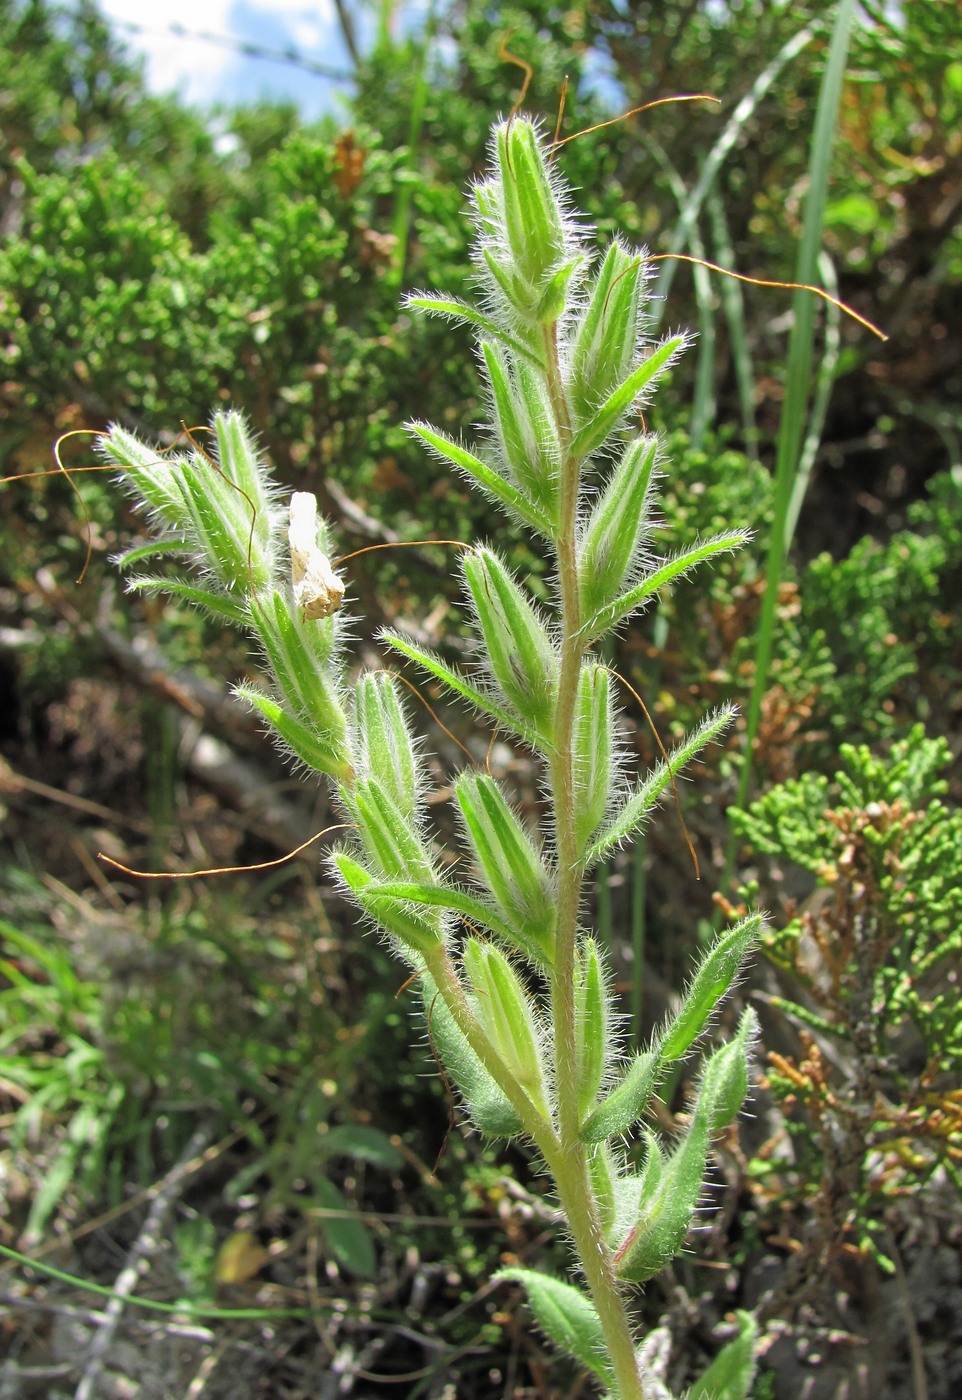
top-left (353, 673), bottom-right (421, 824)
top-left (697, 1008), bottom-right (758, 1132)
top-left (574, 937), bottom-right (611, 1121)
top-left (612, 1114), bottom-right (710, 1283)
top-left (496, 119), bottom-right (566, 290)
top-left (463, 547), bottom-right (557, 734)
top-left (456, 772), bottom-right (554, 951)
top-left (463, 938), bottom-right (548, 1112)
top-left (571, 664), bottom-right (614, 854)
top-left (354, 778), bottom-right (434, 883)
top-left (578, 436), bottom-right (659, 622)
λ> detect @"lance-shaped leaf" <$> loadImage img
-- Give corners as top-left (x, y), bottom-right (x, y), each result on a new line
top-left (333, 852), bottom-right (444, 957)
top-left (463, 938), bottom-right (549, 1113)
top-left (368, 879), bottom-right (552, 968)
top-left (580, 1049), bottom-right (660, 1145)
top-left (587, 1142), bottom-right (619, 1238)
top-left (463, 547), bottom-right (558, 735)
top-left (568, 240), bottom-right (648, 424)
top-left (456, 773), bottom-right (554, 948)
top-left (125, 574), bottom-right (250, 625)
top-left (494, 1269), bottom-right (612, 1386)
top-left (697, 1007), bottom-right (758, 1132)
top-left (688, 1310), bottom-right (758, 1400)
top-left (574, 937), bottom-right (612, 1122)
top-left (578, 436), bottom-right (659, 621)
top-left (234, 683), bottom-right (352, 781)
top-left (580, 531), bottom-right (749, 642)
top-left (586, 708), bottom-right (735, 869)
top-left (658, 916), bottom-right (761, 1066)
top-left (612, 1108), bottom-right (710, 1283)
top-left (481, 341), bottom-right (560, 525)
top-left (406, 422), bottom-right (553, 537)
top-left (402, 293), bottom-right (544, 367)
top-left (571, 663), bottom-right (615, 854)
top-left (421, 971), bottom-right (525, 1139)
top-left (382, 630), bottom-right (546, 753)
top-left (353, 673), bottom-right (421, 825)
top-left (354, 778), bottom-right (434, 884)
top-left (568, 335), bottom-right (688, 462)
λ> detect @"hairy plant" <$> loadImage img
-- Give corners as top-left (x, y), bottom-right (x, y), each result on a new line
top-left (99, 118), bottom-right (759, 1398)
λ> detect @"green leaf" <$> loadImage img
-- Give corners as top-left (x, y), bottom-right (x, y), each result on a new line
top-left (370, 879), bottom-right (552, 967)
top-left (234, 684), bottom-right (352, 779)
top-left (125, 575), bottom-right (249, 625)
top-left (659, 917), bottom-right (761, 1065)
top-left (580, 1049), bottom-right (659, 1144)
top-left (688, 1310), bottom-right (758, 1400)
top-left (587, 708), bottom-right (735, 868)
top-left (319, 1124), bottom-right (403, 1170)
top-left (406, 422), bottom-right (554, 537)
top-left (581, 532), bottom-right (749, 642)
top-left (495, 1268), bottom-right (612, 1384)
top-left (312, 1177), bottom-right (376, 1278)
top-left (382, 630), bottom-right (549, 754)
top-left (332, 851), bottom-right (445, 956)
top-left (113, 537), bottom-right (193, 569)
top-left (568, 335), bottom-right (687, 461)
top-left (403, 294), bottom-right (543, 367)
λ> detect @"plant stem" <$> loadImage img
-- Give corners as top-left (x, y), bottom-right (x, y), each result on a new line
top-left (541, 324), bottom-right (647, 1400)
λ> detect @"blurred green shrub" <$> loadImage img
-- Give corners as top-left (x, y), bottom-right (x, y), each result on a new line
top-left (732, 725), bottom-right (962, 1292)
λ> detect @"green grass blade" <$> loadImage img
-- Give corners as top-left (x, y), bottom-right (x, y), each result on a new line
top-left (650, 21), bottom-right (819, 327)
top-left (785, 250), bottom-right (842, 541)
top-left (707, 187), bottom-right (759, 459)
top-left (732, 0), bottom-right (858, 826)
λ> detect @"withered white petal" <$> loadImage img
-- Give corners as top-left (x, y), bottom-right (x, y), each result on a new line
top-left (288, 490), bottom-right (344, 620)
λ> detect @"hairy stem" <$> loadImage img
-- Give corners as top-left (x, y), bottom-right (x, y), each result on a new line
top-left (542, 322), bottom-right (647, 1400)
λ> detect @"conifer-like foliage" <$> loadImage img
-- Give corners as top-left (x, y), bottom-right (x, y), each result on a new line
top-left (100, 118), bottom-right (760, 1399)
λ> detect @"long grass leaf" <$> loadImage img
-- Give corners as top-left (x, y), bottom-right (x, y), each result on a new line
top-left (707, 188), bottom-right (759, 459)
top-left (733, 0), bottom-right (858, 825)
top-left (651, 21), bottom-right (818, 326)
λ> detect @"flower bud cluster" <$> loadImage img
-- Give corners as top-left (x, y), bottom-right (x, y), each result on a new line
top-left (100, 113), bottom-right (759, 1394)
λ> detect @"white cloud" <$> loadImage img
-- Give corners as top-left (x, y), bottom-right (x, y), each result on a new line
top-left (99, 0), bottom-right (340, 111)
top-left (100, 0), bottom-right (236, 104)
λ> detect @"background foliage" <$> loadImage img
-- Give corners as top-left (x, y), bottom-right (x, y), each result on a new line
top-left (1, 1), bottom-right (960, 1396)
